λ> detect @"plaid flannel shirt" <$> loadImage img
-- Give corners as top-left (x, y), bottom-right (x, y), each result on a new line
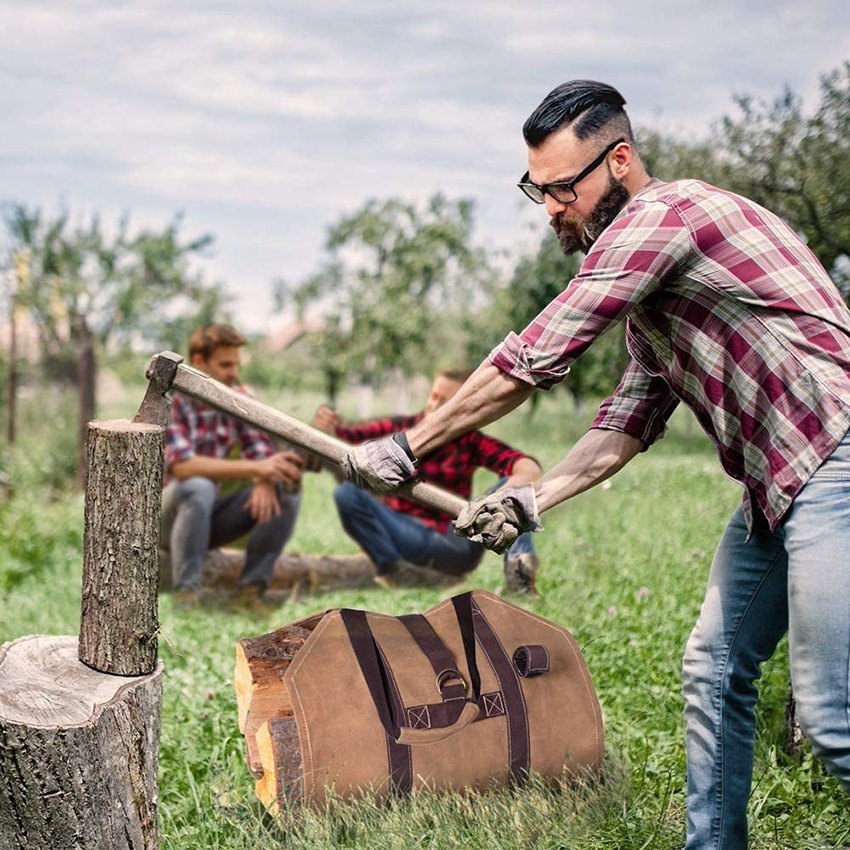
top-left (490, 178), bottom-right (850, 531)
top-left (164, 389), bottom-right (274, 484)
top-left (336, 413), bottom-right (531, 533)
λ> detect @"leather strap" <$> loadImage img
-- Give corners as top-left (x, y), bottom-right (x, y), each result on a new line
top-left (398, 614), bottom-right (465, 701)
top-left (471, 599), bottom-right (530, 781)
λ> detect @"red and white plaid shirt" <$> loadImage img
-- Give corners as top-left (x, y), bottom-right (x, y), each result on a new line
top-left (164, 390), bottom-right (274, 484)
top-left (490, 179), bottom-right (850, 531)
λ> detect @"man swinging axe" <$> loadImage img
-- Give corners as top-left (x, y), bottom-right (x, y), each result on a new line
top-left (341, 80), bottom-right (850, 850)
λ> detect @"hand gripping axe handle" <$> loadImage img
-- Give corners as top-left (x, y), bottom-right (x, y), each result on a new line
top-left (134, 351), bottom-right (467, 519)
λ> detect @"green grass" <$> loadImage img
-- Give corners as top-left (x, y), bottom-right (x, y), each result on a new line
top-left (1, 389), bottom-right (848, 849)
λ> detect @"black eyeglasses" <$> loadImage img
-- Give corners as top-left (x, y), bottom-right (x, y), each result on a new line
top-left (517, 137), bottom-right (626, 205)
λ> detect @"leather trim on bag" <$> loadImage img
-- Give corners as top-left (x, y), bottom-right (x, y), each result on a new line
top-left (471, 600), bottom-right (530, 780)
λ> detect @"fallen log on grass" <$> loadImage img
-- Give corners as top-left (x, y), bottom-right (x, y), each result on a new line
top-left (159, 548), bottom-right (377, 593)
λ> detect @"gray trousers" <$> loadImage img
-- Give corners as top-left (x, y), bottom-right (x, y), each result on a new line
top-left (161, 477), bottom-right (300, 591)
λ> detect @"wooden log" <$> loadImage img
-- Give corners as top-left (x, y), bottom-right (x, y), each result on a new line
top-left (159, 548), bottom-right (376, 594)
top-left (80, 419), bottom-right (163, 676)
top-left (0, 636), bottom-right (163, 850)
top-left (234, 625), bottom-right (313, 779)
top-left (254, 716), bottom-right (303, 814)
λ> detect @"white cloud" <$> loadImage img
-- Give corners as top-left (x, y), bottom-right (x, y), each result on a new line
top-left (2, 0), bottom-right (848, 329)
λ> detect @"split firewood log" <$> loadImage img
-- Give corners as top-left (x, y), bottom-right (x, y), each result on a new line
top-left (234, 617), bottom-right (324, 780)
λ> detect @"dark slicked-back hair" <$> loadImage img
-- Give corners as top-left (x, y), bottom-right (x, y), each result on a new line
top-left (523, 80), bottom-right (633, 148)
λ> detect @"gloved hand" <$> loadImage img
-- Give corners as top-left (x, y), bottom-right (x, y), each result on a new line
top-left (453, 485), bottom-right (542, 554)
top-left (340, 434), bottom-right (418, 493)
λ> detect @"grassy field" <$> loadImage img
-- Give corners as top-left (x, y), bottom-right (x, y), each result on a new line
top-left (1, 385), bottom-right (848, 849)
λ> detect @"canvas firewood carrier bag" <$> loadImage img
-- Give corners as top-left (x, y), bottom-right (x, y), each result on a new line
top-left (252, 589), bottom-right (604, 807)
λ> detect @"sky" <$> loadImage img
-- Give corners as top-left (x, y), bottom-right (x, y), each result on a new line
top-left (2, 0), bottom-right (849, 332)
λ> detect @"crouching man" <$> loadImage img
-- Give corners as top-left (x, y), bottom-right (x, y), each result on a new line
top-left (162, 323), bottom-right (304, 613)
top-left (313, 369), bottom-right (543, 593)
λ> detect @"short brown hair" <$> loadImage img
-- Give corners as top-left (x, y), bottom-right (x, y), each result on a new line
top-left (437, 368), bottom-right (474, 384)
top-left (188, 323), bottom-right (246, 361)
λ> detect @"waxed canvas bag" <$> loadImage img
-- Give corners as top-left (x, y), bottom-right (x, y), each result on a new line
top-left (248, 588), bottom-right (603, 809)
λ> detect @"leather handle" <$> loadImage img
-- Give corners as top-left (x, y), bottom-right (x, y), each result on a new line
top-left (340, 595), bottom-right (482, 743)
top-left (396, 702), bottom-right (480, 746)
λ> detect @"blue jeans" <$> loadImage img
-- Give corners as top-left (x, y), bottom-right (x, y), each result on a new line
top-left (333, 480), bottom-right (535, 576)
top-left (161, 477), bottom-right (300, 591)
top-left (682, 432), bottom-right (850, 849)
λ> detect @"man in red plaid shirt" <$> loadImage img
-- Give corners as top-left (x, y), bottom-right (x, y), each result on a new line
top-left (163, 324), bottom-right (306, 612)
top-left (342, 81), bottom-right (850, 847)
top-left (313, 369), bottom-right (541, 591)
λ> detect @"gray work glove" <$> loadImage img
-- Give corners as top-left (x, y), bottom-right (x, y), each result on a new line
top-left (340, 434), bottom-right (418, 493)
top-left (453, 485), bottom-right (542, 554)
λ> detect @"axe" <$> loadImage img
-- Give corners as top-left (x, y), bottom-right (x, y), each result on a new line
top-left (134, 351), bottom-right (466, 518)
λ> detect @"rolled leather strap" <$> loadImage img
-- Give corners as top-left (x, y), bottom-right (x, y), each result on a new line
top-left (513, 644), bottom-right (550, 678)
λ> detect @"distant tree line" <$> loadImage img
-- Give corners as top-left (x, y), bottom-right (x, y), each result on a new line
top-left (3, 61), bottom-right (849, 478)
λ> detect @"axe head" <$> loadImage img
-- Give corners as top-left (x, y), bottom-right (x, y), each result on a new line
top-left (133, 351), bottom-right (183, 427)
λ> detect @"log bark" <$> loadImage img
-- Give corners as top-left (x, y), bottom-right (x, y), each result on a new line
top-left (234, 625), bottom-right (313, 779)
top-left (254, 716), bottom-right (303, 814)
top-left (159, 548), bottom-right (376, 594)
top-left (80, 419), bottom-right (163, 676)
top-left (0, 636), bottom-right (163, 850)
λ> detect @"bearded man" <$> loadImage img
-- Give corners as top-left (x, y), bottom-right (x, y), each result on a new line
top-left (340, 80), bottom-right (850, 849)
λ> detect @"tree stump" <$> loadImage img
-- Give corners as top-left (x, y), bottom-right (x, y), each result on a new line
top-left (1, 418), bottom-right (166, 849)
top-left (158, 548), bottom-right (376, 595)
top-left (0, 636), bottom-right (163, 850)
top-left (80, 420), bottom-right (163, 676)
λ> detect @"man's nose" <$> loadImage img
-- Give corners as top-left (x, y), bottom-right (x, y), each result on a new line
top-left (543, 193), bottom-right (567, 216)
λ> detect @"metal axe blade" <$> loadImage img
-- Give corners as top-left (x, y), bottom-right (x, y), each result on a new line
top-left (133, 351), bottom-right (183, 427)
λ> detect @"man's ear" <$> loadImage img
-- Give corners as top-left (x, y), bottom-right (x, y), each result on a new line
top-left (610, 142), bottom-right (632, 180)
top-left (190, 353), bottom-right (207, 370)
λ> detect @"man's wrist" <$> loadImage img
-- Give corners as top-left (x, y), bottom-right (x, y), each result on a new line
top-left (391, 432), bottom-right (419, 467)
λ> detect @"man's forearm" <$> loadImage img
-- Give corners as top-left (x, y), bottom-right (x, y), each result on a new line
top-left (534, 428), bottom-right (643, 513)
top-left (170, 456), bottom-right (260, 482)
top-left (505, 457), bottom-right (543, 487)
top-left (407, 362), bottom-right (534, 457)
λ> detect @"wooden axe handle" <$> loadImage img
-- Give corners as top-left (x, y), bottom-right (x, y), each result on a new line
top-left (171, 364), bottom-right (467, 519)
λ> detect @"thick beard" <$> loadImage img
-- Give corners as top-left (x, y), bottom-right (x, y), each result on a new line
top-left (551, 175), bottom-right (630, 255)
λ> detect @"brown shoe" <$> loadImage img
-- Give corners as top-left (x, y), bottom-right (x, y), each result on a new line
top-left (228, 583), bottom-right (274, 616)
top-left (503, 553), bottom-right (540, 597)
top-left (173, 587), bottom-right (202, 610)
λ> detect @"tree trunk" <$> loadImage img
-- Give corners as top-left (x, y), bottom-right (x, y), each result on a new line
top-left (0, 636), bottom-right (163, 850)
top-left (76, 324), bottom-right (96, 488)
top-left (79, 420), bottom-right (164, 676)
top-left (158, 547), bottom-right (376, 594)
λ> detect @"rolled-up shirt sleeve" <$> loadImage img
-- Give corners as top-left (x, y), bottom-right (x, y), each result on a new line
top-left (591, 357), bottom-right (679, 449)
top-left (489, 202), bottom-right (691, 390)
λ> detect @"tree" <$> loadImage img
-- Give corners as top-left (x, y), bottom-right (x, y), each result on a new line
top-left (3, 204), bottom-right (219, 484)
top-left (278, 195), bottom-right (495, 403)
top-left (639, 62), bottom-right (850, 296)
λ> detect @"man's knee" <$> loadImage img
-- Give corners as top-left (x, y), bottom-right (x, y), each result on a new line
top-left (175, 476), bottom-right (217, 506)
top-left (334, 481), bottom-right (368, 517)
